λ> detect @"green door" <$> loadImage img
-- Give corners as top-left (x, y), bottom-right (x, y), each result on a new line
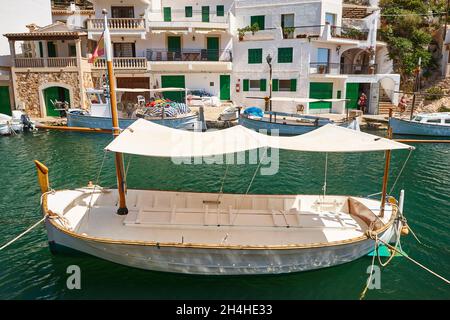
top-left (47, 41), bottom-right (57, 57)
top-left (161, 75), bottom-right (185, 102)
top-left (168, 36), bottom-right (181, 51)
top-left (309, 82), bottom-right (333, 111)
top-left (0, 86), bottom-right (12, 115)
top-left (44, 87), bottom-right (70, 116)
top-left (202, 6), bottom-right (210, 22)
top-left (346, 83), bottom-right (360, 110)
top-left (207, 37), bottom-right (219, 61)
top-left (220, 75), bottom-right (230, 100)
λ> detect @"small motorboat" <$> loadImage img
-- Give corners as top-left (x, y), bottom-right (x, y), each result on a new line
top-left (0, 111), bottom-right (35, 135)
top-left (67, 88), bottom-right (206, 131)
top-left (389, 113), bottom-right (450, 137)
top-left (218, 106), bottom-right (238, 121)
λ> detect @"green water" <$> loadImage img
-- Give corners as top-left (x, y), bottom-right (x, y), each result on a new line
top-left (0, 130), bottom-right (449, 300)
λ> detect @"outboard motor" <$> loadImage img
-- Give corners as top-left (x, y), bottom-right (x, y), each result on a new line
top-left (21, 114), bottom-right (35, 131)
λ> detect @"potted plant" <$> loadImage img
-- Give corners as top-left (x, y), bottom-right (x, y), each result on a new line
top-left (282, 27), bottom-right (295, 39)
top-left (318, 64), bottom-right (327, 74)
top-left (237, 24), bottom-right (260, 41)
top-left (296, 34), bottom-right (307, 39)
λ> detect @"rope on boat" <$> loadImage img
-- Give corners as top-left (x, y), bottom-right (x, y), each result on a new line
top-left (216, 164), bottom-right (230, 203)
top-left (87, 150), bottom-right (108, 221)
top-left (322, 153), bottom-right (328, 199)
top-left (377, 238), bottom-right (450, 285)
top-left (389, 149), bottom-right (413, 195)
top-left (359, 235), bottom-right (378, 300)
top-left (0, 216), bottom-right (46, 251)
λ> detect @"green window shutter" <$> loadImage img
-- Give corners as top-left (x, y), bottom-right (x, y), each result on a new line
top-left (185, 6), bottom-right (192, 17)
top-left (217, 5), bottom-right (224, 17)
top-left (202, 6), bottom-right (210, 22)
top-left (272, 79), bottom-right (279, 91)
top-left (260, 79), bottom-right (267, 91)
top-left (243, 79), bottom-right (249, 92)
top-left (163, 7), bottom-right (171, 22)
top-left (248, 48), bottom-right (262, 64)
top-left (290, 79), bottom-right (297, 92)
top-left (250, 15), bottom-right (265, 30)
top-left (278, 47), bottom-right (293, 63)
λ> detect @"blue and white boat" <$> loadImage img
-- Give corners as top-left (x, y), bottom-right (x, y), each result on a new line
top-left (389, 113), bottom-right (450, 137)
top-left (240, 97), bottom-right (358, 135)
top-left (67, 88), bottom-right (205, 131)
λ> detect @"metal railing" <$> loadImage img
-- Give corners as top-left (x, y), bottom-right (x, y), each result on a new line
top-left (14, 57), bottom-right (77, 68)
top-left (146, 49), bottom-right (232, 62)
top-left (310, 63), bottom-right (377, 75)
top-left (330, 26), bottom-right (369, 40)
top-left (92, 57), bottom-right (147, 70)
top-left (87, 18), bottom-right (146, 30)
top-left (148, 9), bottom-right (229, 24)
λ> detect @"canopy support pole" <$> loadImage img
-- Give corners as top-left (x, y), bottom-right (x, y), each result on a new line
top-left (323, 152), bottom-right (328, 198)
top-left (379, 128), bottom-right (393, 218)
top-left (104, 10), bottom-right (128, 216)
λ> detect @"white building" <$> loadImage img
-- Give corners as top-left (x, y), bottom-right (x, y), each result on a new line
top-left (0, 0), bottom-right (52, 115)
top-left (232, 0), bottom-right (400, 114)
top-left (3, 0), bottom-right (400, 117)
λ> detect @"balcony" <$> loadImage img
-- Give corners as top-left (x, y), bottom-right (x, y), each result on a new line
top-left (147, 10), bottom-right (229, 30)
top-left (146, 49), bottom-right (232, 72)
top-left (331, 26), bottom-right (369, 41)
top-left (92, 57), bottom-right (147, 70)
top-left (146, 49), bottom-right (232, 62)
top-left (310, 63), bottom-right (377, 76)
top-left (87, 18), bottom-right (147, 39)
top-left (14, 57), bottom-right (78, 69)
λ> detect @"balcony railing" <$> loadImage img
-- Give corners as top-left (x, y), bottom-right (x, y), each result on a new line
top-left (148, 10), bottom-right (229, 24)
top-left (330, 26), bottom-right (369, 41)
top-left (146, 49), bottom-right (232, 62)
top-left (14, 57), bottom-right (77, 68)
top-left (310, 63), bottom-right (377, 75)
top-left (92, 57), bottom-right (147, 70)
top-left (87, 18), bottom-right (146, 31)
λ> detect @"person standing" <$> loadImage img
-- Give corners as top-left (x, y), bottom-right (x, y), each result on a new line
top-left (357, 93), bottom-right (367, 114)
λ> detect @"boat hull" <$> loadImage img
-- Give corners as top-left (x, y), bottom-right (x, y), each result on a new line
top-left (67, 113), bottom-right (202, 131)
top-left (44, 218), bottom-right (394, 275)
top-left (239, 116), bottom-right (320, 136)
top-left (389, 117), bottom-right (450, 137)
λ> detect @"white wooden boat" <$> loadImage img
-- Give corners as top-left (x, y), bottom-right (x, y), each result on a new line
top-left (0, 111), bottom-right (35, 135)
top-left (389, 113), bottom-right (450, 137)
top-left (34, 13), bottom-right (414, 275)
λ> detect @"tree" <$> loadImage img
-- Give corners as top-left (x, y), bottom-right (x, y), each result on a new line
top-left (379, 0), bottom-right (447, 89)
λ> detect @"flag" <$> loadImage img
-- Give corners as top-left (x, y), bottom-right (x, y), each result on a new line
top-left (89, 32), bottom-right (105, 64)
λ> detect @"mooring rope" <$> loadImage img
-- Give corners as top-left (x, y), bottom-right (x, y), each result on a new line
top-left (0, 216), bottom-right (46, 251)
top-left (377, 238), bottom-right (450, 285)
top-left (389, 149), bottom-right (413, 195)
top-left (359, 235), bottom-right (378, 300)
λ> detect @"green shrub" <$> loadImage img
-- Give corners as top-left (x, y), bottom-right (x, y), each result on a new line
top-left (425, 86), bottom-right (444, 101)
top-left (438, 106), bottom-right (450, 112)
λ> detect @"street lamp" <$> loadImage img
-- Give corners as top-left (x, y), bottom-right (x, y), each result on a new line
top-left (266, 53), bottom-right (273, 112)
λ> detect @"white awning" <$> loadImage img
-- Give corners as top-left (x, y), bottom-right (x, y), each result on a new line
top-left (116, 87), bottom-right (187, 93)
top-left (105, 119), bottom-right (413, 157)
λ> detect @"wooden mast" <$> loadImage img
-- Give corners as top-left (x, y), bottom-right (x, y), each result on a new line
top-left (103, 10), bottom-right (128, 215)
top-left (379, 128), bottom-right (392, 218)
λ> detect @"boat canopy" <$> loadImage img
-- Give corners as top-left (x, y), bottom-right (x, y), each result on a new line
top-left (105, 119), bottom-right (413, 157)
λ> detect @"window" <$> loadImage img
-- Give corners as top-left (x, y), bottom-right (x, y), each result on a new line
top-left (317, 48), bottom-right (330, 63)
top-left (248, 48), bottom-right (263, 64)
top-left (202, 6), bottom-right (210, 22)
top-left (250, 15), bottom-right (265, 30)
top-left (445, 119), bottom-right (450, 124)
top-left (217, 5), bottom-right (224, 17)
top-left (185, 6), bottom-right (192, 18)
top-left (281, 14), bottom-right (294, 28)
top-left (113, 43), bottom-right (136, 57)
top-left (243, 79), bottom-right (266, 91)
top-left (278, 47), bottom-right (293, 63)
top-left (111, 6), bottom-right (134, 18)
top-left (427, 119), bottom-right (441, 124)
top-left (325, 13), bottom-right (336, 26)
top-left (68, 44), bottom-right (76, 57)
top-left (163, 7), bottom-right (171, 22)
top-left (273, 79), bottom-right (297, 92)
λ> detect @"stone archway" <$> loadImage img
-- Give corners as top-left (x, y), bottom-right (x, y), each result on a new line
top-left (340, 48), bottom-right (372, 74)
top-left (38, 82), bottom-right (74, 117)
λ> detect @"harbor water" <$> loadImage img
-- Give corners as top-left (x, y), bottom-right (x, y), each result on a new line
top-left (0, 130), bottom-right (449, 299)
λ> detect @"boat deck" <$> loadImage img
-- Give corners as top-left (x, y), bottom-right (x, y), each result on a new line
top-left (46, 188), bottom-right (393, 247)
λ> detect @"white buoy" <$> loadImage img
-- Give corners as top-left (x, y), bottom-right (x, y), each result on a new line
top-left (399, 189), bottom-right (405, 214)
